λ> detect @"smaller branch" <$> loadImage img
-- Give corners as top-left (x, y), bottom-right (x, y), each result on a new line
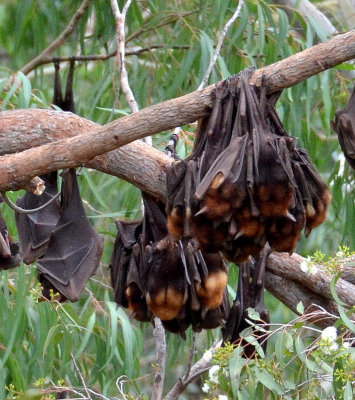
top-left (267, 252), bottom-right (355, 307)
top-left (183, 332), bottom-right (197, 381)
top-left (111, 0), bottom-right (139, 114)
top-left (198, 0), bottom-right (245, 90)
top-left (25, 46), bottom-right (189, 68)
top-left (164, 341), bottom-right (222, 400)
top-left (71, 353), bottom-right (92, 400)
top-left (152, 318), bottom-right (167, 400)
top-left (126, 10), bottom-right (198, 44)
top-left (23, 176), bottom-right (45, 195)
top-left (21, 0), bottom-right (91, 75)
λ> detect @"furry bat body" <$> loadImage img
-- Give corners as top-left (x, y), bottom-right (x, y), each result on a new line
top-left (32, 62), bottom-right (104, 301)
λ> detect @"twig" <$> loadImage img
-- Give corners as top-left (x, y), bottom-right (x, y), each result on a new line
top-left (0, 190), bottom-right (60, 214)
top-left (183, 332), bottom-right (197, 381)
top-left (71, 353), bottom-right (92, 399)
top-left (116, 375), bottom-right (129, 400)
top-left (28, 45), bottom-right (190, 68)
top-left (20, 0), bottom-right (91, 75)
top-left (110, 0), bottom-right (151, 145)
top-left (164, 340), bottom-right (222, 400)
top-left (152, 318), bottom-right (167, 400)
top-left (197, 0), bottom-right (245, 91)
top-left (126, 10), bottom-right (198, 43)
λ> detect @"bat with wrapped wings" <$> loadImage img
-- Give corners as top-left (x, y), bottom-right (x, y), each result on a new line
top-left (331, 84), bottom-right (355, 169)
top-left (110, 193), bottom-right (230, 337)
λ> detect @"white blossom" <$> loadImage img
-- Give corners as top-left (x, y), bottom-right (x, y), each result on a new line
top-left (330, 342), bottom-right (339, 352)
top-left (202, 382), bottom-right (210, 393)
top-left (336, 251), bottom-right (344, 259)
top-left (203, 348), bottom-right (213, 363)
top-left (208, 365), bottom-right (220, 384)
top-left (309, 264), bottom-right (319, 275)
top-left (343, 342), bottom-right (351, 349)
top-left (300, 256), bottom-right (311, 273)
top-left (218, 395), bottom-right (229, 400)
top-left (300, 261), bottom-right (308, 273)
top-left (321, 326), bottom-right (337, 342)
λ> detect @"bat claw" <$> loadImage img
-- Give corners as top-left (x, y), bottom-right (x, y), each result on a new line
top-left (286, 211), bottom-right (296, 222)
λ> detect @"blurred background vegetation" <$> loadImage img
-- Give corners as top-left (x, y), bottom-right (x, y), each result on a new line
top-left (0, 0), bottom-right (354, 398)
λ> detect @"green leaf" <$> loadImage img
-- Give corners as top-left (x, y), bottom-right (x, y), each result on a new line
top-left (330, 272), bottom-right (347, 306)
top-left (246, 307), bottom-right (261, 321)
top-left (296, 301), bottom-right (304, 314)
top-left (343, 381), bottom-right (353, 400)
top-left (255, 366), bottom-right (283, 395)
top-left (338, 304), bottom-right (355, 333)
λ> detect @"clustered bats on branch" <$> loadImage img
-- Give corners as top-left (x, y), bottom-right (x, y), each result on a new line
top-left (167, 68), bottom-right (331, 261)
top-left (110, 193), bottom-right (230, 338)
top-left (164, 67), bottom-right (331, 343)
top-left (109, 68), bottom-right (332, 346)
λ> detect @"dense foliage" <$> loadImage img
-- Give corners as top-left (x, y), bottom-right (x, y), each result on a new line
top-left (0, 1), bottom-right (354, 398)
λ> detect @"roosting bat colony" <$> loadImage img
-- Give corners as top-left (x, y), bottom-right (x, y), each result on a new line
top-left (1, 64), bottom-right (354, 347)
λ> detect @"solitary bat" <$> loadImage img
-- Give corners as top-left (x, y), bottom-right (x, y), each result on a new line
top-left (37, 169), bottom-right (104, 302)
top-left (331, 84), bottom-right (355, 169)
top-left (15, 60), bottom-right (76, 266)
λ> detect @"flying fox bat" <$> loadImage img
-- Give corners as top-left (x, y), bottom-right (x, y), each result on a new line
top-left (331, 84), bottom-right (355, 169)
top-left (53, 59), bottom-right (76, 113)
top-left (110, 193), bottom-right (229, 335)
top-left (37, 169), bottom-right (104, 302)
top-left (223, 245), bottom-right (271, 358)
top-left (110, 219), bottom-right (142, 308)
top-left (15, 172), bottom-right (60, 264)
top-left (15, 60), bottom-right (77, 266)
top-left (0, 200), bottom-right (21, 270)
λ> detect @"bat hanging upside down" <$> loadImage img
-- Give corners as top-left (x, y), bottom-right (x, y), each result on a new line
top-left (110, 193), bottom-right (230, 337)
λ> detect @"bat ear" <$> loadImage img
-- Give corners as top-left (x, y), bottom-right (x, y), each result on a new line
top-left (53, 61), bottom-right (63, 108)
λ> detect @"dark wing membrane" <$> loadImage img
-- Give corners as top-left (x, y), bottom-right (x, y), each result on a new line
top-left (37, 169), bottom-right (104, 301)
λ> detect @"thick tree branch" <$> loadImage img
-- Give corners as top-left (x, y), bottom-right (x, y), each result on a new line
top-left (0, 30), bottom-right (354, 193)
top-left (0, 110), bottom-right (170, 200)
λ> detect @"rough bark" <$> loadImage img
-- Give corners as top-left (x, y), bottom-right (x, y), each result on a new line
top-left (0, 110), bottom-right (171, 200)
top-left (0, 30), bottom-right (354, 192)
